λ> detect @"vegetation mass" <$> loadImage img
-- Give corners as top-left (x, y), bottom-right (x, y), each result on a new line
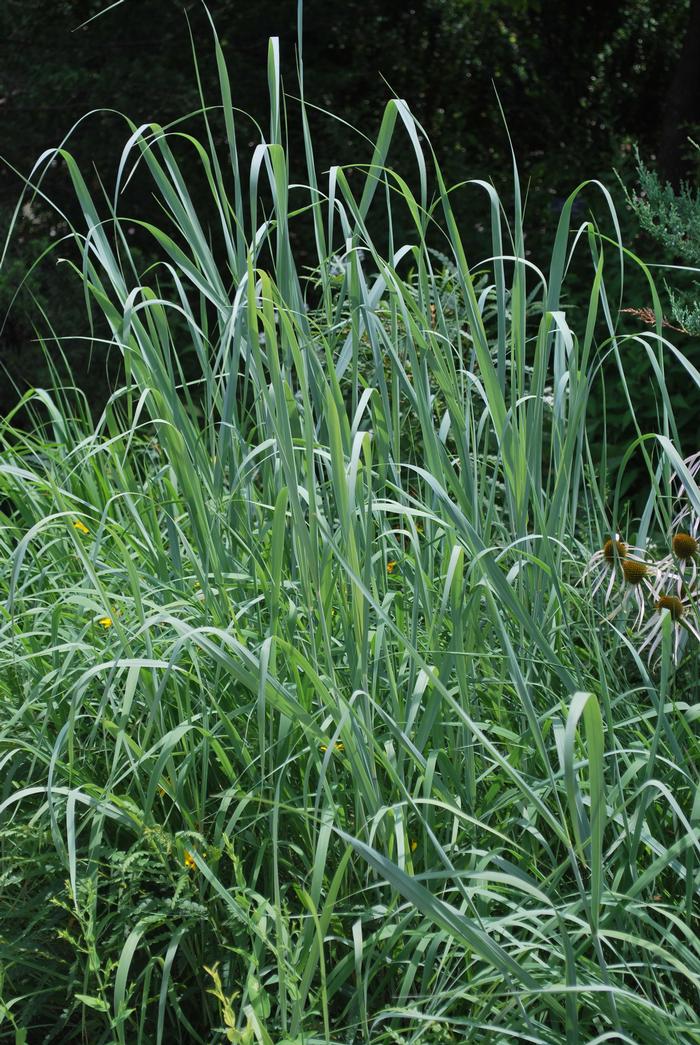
top-left (1, 16), bottom-right (700, 1044)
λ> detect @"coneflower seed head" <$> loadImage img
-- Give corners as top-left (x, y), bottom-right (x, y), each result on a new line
top-left (657, 595), bottom-right (684, 620)
top-left (622, 559), bottom-right (647, 585)
top-left (672, 532), bottom-right (698, 560)
top-left (603, 538), bottom-right (627, 564)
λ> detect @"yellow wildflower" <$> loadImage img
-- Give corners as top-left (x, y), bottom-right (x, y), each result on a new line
top-left (97, 616), bottom-right (113, 629)
top-left (73, 520), bottom-right (89, 535)
top-left (184, 850), bottom-right (196, 871)
top-left (320, 742), bottom-right (344, 754)
top-left (410, 839), bottom-right (418, 852)
top-left (387, 561), bottom-right (397, 574)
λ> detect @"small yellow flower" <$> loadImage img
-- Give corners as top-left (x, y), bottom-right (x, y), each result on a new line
top-left (184, 850), bottom-right (196, 871)
top-left (73, 520), bottom-right (89, 535)
top-left (410, 839), bottom-right (418, 852)
top-left (97, 616), bottom-right (113, 629)
top-left (387, 561), bottom-right (397, 574)
top-left (319, 742), bottom-right (344, 754)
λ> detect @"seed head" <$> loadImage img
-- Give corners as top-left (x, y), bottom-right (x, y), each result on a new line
top-left (603, 538), bottom-right (627, 564)
top-left (656, 595), bottom-right (684, 620)
top-left (622, 559), bottom-right (647, 585)
top-left (672, 532), bottom-right (698, 560)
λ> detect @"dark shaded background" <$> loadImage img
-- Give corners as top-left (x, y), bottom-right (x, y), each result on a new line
top-left (1, 0), bottom-right (699, 437)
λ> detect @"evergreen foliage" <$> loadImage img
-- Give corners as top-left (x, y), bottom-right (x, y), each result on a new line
top-left (628, 142), bottom-right (700, 334)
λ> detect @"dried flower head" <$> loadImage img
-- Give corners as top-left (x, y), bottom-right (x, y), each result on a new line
top-left (638, 589), bottom-right (700, 666)
top-left (619, 306), bottom-right (687, 333)
top-left (621, 559), bottom-right (648, 585)
top-left (659, 519), bottom-right (699, 594)
top-left (583, 534), bottom-right (644, 604)
top-left (604, 538), bottom-right (627, 563)
top-left (672, 532), bottom-right (698, 560)
top-left (616, 557), bottom-right (660, 627)
top-left (656, 594), bottom-right (684, 620)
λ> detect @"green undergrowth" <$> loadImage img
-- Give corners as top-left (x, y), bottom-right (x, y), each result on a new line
top-left (1, 14), bottom-right (700, 1045)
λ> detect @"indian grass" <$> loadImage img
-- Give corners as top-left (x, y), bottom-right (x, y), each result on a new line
top-left (1, 14), bottom-right (700, 1045)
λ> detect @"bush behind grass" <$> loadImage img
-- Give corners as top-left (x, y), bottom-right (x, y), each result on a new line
top-left (1, 18), bottom-right (700, 1045)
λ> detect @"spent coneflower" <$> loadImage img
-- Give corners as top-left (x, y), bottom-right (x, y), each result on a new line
top-left (613, 558), bottom-right (660, 628)
top-left (621, 559), bottom-right (648, 585)
top-left (657, 594), bottom-right (685, 620)
top-left (583, 535), bottom-right (637, 601)
top-left (657, 517), bottom-right (699, 594)
top-left (638, 591), bottom-right (700, 666)
top-left (673, 531), bottom-right (699, 560)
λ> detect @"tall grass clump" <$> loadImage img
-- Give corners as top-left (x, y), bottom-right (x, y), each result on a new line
top-left (1, 12), bottom-right (700, 1044)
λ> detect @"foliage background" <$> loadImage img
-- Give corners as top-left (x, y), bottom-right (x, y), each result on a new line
top-left (1, 0), bottom-right (700, 483)
top-left (2, 4), bottom-right (700, 1041)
